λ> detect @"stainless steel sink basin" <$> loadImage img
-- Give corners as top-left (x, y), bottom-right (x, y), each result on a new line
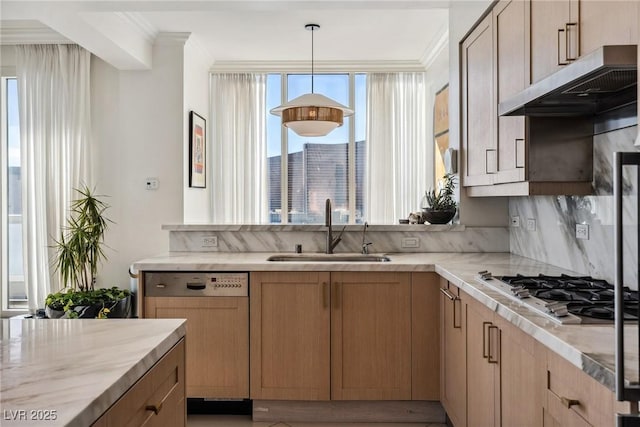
top-left (267, 254), bottom-right (391, 262)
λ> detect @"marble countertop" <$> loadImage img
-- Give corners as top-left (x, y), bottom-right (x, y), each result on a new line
top-left (0, 318), bottom-right (186, 427)
top-left (132, 251), bottom-right (638, 393)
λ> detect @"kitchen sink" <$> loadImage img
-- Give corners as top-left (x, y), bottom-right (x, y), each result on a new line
top-left (267, 254), bottom-right (391, 262)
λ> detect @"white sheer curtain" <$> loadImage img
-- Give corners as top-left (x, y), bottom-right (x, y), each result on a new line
top-left (365, 73), bottom-right (433, 224)
top-left (16, 44), bottom-right (92, 310)
top-left (210, 73), bottom-right (267, 223)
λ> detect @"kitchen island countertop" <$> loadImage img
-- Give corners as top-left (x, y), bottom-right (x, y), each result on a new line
top-left (0, 318), bottom-right (186, 427)
top-left (132, 251), bottom-right (638, 393)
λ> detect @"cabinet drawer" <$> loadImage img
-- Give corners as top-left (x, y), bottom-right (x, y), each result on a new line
top-left (545, 349), bottom-right (614, 427)
top-left (96, 339), bottom-right (185, 427)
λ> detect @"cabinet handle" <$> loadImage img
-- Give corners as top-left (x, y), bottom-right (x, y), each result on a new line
top-left (557, 28), bottom-right (569, 65)
top-left (565, 22), bottom-right (578, 61)
top-left (145, 402), bottom-right (163, 415)
top-left (322, 282), bottom-right (329, 309)
top-left (488, 325), bottom-right (499, 364)
top-left (453, 296), bottom-right (462, 329)
top-left (560, 397), bottom-right (580, 408)
top-left (440, 288), bottom-right (461, 329)
top-left (482, 321), bottom-right (492, 359)
top-left (333, 282), bottom-right (340, 309)
top-left (440, 287), bottom-right (455, 300)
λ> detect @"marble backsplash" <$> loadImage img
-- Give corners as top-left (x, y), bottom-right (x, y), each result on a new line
top-left (165, 224), bottom-right (509, 253)
top-left (510, 125), bottom-right (639, 288)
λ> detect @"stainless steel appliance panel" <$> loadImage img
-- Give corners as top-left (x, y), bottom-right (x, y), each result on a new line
top-left (144, 272), bottom-right (248, 297)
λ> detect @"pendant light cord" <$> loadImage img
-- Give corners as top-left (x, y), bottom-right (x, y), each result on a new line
top-left (311, 25), bottom-right (315, 93)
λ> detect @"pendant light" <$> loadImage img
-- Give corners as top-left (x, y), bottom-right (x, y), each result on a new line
top-left (270, 24), bottom-right (354, 137)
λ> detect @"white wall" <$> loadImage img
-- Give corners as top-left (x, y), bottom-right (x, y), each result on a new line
top-left (92, 35), bottom-right (186, 289)
top-left (448, 1), bottom-right (509, 227)
top-left (183, 37), bottom-right (212, 223)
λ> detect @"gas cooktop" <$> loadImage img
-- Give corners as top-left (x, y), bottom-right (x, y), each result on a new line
top-left (475, 271), bottom-right (639, 324)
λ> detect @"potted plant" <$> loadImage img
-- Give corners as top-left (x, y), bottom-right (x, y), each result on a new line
top-left (45, 186), bottom-right (131, 318)
top-left (421, 173), bottom-right (458, 224)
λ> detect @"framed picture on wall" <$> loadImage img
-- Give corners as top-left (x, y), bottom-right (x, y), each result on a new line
top-left (189, 111), bottom-right (206, 188)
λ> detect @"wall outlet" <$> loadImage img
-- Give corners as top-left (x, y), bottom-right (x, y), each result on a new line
top-left (145, 177), bottom-right (159, 190)
top-left (401, 237), bottom-right (420, 248)
top-left (576, 224), bottom-right (589, 240)
top-left (510, 216), bottom-right (520, 228)
top-left (201, 235), bottom-right (218, 247)
top-left (526, 218), bottom-right (537, 231)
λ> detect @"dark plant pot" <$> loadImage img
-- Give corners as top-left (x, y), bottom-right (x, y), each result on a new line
top-left (422, 208), bottom-right (456, 225)
top-left (45, 306), bottom-right (65, 319)
top-left (45, 295), bottom-right (132, 319)
top-left (105, 295), bottom-right (132, 318)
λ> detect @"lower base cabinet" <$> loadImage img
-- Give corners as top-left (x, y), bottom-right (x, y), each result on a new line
top-left (93, 339), bottom-right (186, 427)
top-left (441, 279), bottom-right (621, 427)
top-left (250, 271), bottom-right (440, 401)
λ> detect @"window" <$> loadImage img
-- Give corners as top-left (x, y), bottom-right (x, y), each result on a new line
top-left (1, 76), bottom-right (27, 311)
top-left (266, 73), bottom-right (366, 224)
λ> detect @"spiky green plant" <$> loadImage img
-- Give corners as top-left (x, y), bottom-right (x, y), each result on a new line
top-left (53, 186), bottom-right (111, 292)
top-left (424, 173), bottom-right (457, 211)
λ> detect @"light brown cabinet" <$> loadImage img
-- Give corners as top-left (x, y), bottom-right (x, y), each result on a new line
top-left (531, 0), bottom-right (639, 83)
top-left (461, 13), bottom-right (495, 188)
top-left (466, 296), bottom-right (544, 427)
top-left (331, 271), bottom-right (412, 400)
top-left (439, 278), bottom-right (466, 427)
top-left (93, 339), bottom-right (186, 427)
top-left (543, 346), bottom-right (620, 427)
top-left (462, 0), bottom-right (596, 197)
top-left (250, 271), bottom-right (439, 401)
top-left (145, 297), bottom-right (249, 398)
top-left (250, 271), bottom-right (331, 400)
top-left (440, 281), bottom-right (544, 427)
top-left (493, 0), bottom-right (529, 185)
top-left (465, 297), bottom-right (499, 426)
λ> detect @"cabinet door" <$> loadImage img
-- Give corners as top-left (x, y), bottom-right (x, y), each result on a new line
top-left (331, 272), bottom-right (411, 400)
top-left (494, 0), bottom-right (528, 184)
top-left (465, 298), bottom-right (497, 427)
top-left (96, 339), bottom-right (186, 427)
top-left (145, 297), bottom-right (248, 398)
top-left (250, 271), bottom-right (330, 400)
top-left (530, 0), bottom-right (577, 83)
top-left (411, 272), bottom-right (440, 400)
top-left (580, 1), bottom-right (638, 56)
top-left (439, 278), bottom-right (466, 427)
top-left (462, 14), bottom-right (496, 187)
top-left (495, 316), bottom-right (543, 427)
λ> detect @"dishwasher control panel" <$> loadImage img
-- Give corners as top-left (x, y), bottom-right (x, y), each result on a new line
top-left (144, 272), bottom-right (248, 297)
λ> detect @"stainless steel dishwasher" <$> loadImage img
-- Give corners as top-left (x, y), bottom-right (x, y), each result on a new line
top-left (144, 271), bottom-right (249, 399)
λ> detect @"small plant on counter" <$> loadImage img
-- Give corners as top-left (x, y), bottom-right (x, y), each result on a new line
top-left (421, 173), bottom-right (458, 224)
top-left (45, 186), bottom-right (131, 319)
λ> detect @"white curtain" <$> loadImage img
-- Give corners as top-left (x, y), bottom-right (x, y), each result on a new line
top-left (16, 44), bottom-right (92, 310)
top-left (210, 73), bottom-right (267, 223)
top-left (365, 73), bottom-right (433, 224)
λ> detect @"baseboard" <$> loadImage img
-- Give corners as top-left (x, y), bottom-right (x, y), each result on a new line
top-left (252, 400), bottom-right (445, 423)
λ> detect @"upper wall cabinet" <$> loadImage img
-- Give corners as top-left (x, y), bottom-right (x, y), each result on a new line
top-left (461, 14), bottom-right (495, 188)
top-left (461, 0), bottom-right (636, 197)
top-left (531, 0), bottom-right (639, 83)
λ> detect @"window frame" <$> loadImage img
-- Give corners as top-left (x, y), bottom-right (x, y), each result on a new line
top-left (270, 71), bottom-right (363, 224)
top-left (1, 72), bottom-right (29, 317)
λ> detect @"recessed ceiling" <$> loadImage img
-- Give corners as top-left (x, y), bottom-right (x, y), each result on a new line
top-left (0, 1), bottom-right (449, 70)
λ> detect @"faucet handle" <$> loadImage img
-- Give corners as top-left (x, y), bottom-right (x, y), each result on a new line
top-left (361, 242), bottom-right (373, 255)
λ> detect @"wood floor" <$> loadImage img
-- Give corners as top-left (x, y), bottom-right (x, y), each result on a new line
top-left (188, 414), bottom-right (446, 427)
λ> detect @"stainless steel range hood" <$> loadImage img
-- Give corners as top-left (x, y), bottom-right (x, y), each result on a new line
top-left (499, 45), bottom-right (637, 117)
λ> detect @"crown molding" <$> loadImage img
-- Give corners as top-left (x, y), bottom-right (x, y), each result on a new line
top-left (420, 27), bottom-right (448, 70)
top-left (114, 12), bottom-right (157, 44)
top-left (0, 26), bottom-right (72, 45)
top-left (155, 32), bottom-right (192, 46)
top-left (210, 59), bottom-right (428, 73)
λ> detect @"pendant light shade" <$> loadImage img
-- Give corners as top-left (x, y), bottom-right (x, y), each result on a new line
top-left (270, 24), bottom-right (354, 137)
